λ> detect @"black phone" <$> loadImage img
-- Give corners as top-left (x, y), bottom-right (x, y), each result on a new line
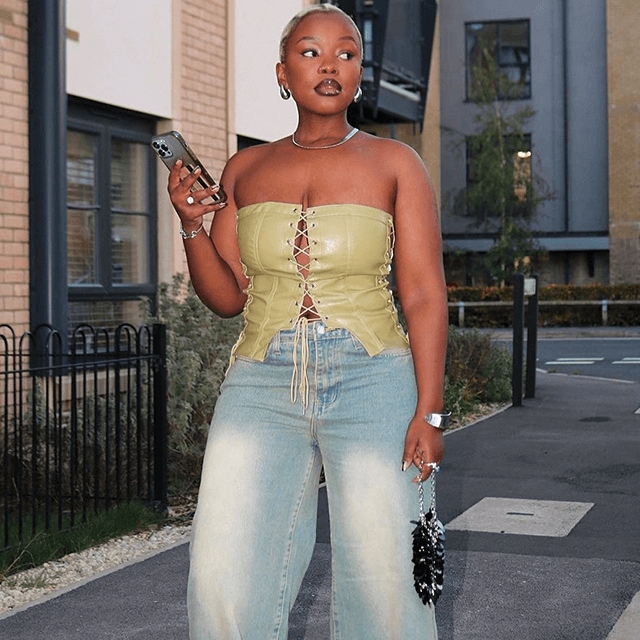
top-left (151, 130), bottom-right (227, 204)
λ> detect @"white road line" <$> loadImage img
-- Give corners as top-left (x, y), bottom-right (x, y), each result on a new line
top-left (606, 591), bottom-right (640, 640)
top-left (613, 358), bottom-right (640, 364)
top-left (545, 360), bottom-right (597, 365)
top-left (555, 357), bottom-right (605, 361)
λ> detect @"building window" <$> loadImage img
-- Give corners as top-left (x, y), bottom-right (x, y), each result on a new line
top-left (466, 20), bottom-right (531, 100)
top-left (67, 100), bottom-right (157, 331)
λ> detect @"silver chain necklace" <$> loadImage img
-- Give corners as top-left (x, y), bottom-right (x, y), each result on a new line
top-left (291, 127), bottom-right (359, 150)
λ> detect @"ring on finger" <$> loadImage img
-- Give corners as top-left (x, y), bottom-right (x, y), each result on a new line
top-left (186, 195), bottom-right (195, 205)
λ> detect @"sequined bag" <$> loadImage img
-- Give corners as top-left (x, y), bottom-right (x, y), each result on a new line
top-left (411, 466), bottom-right (445, 606)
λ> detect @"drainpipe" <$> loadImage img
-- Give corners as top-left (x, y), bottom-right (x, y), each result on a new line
top-left (562, 0), bottom-right (570, 233)
top-left (28, 0), bottom-right (68, 341)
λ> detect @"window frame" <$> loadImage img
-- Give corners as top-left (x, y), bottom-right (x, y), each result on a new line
top-left (67, 99), bottom-right (158, 325)
top-left (465, 19), bottom-right (532, 102)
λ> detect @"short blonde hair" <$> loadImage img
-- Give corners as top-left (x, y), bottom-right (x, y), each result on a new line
top-left (279, 3), bottom-right (363, 62)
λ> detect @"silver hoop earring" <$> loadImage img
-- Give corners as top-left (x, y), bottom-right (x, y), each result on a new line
top-left (353, 86), bottom-right (362, 103)
top-left (279, 85), bottom-right (291, 100)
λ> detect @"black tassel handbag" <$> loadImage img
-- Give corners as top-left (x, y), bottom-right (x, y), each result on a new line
top-left (411, 463), bottom-right (445, 606)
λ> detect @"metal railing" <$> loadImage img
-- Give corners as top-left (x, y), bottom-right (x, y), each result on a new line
top-left (1, 323), bottom-right (168, 552)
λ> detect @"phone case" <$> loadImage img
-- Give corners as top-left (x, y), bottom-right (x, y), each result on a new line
top-left (151, 131), bottom-right (226, 204)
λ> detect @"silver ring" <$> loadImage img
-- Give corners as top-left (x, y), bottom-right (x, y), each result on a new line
top-left (426, 462), bottom-right (440, 472)
top-left (186, 195), bottom-right (195, 205)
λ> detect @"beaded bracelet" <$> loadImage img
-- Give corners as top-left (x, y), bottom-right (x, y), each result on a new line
top-left (179, 222), bottom-right (204, 240)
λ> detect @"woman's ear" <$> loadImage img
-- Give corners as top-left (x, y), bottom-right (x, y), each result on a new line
top-left (275, 61), bottom-right (287, 89)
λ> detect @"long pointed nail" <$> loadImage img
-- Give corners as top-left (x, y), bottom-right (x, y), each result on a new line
top-left (402, 461), bottom-right (410, 472)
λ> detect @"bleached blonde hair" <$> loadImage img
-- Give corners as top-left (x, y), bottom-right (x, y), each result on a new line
top-left (279, 3), bottom-right (363, 62)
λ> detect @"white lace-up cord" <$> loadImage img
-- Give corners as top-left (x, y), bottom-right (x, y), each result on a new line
top-left (291, 317), bottom-right (310, 410)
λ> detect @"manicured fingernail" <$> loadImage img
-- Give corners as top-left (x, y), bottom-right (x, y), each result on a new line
top-left (218, 202), bottom-right (227, 208)
top-left (211, 185), bottom-right (218, 191)
top-left (402, 461), bottom-right (410, 472)
top-left (193, 166), bottom-right (201, 174)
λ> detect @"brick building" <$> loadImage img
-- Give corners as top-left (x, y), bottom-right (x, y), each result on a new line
top-left (0, 0), bottom-right (307, 337)
top-left (607, 0), bottom-right (640, 284)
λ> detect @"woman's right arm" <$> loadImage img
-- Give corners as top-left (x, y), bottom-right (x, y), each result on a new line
top-left (168, 157), bottom-right (248, 317)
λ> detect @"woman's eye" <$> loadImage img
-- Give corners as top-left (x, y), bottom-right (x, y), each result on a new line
top-left (302, 49), bottom-right (317, 58)
top-left (338, 52), bottom-right (354, 61)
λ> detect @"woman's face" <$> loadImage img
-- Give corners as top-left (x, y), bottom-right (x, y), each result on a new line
top-left (277, 12), bottom-right (363, 114)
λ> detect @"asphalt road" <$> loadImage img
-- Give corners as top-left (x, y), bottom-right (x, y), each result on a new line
top-left (536, 337), bottom-right (640, 381)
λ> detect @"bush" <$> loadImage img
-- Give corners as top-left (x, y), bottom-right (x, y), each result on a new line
top-left (447, 283), bottom-right (640, 328)
top-left (444, 327), bottom-right (511, 416)
top-left (144, 274), bottom-right (242, 492)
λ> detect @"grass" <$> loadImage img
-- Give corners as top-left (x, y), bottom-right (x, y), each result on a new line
top-left (0, 501), bottom-right (164, 580)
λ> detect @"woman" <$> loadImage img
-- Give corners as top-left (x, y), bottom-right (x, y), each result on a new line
top-left (168, 4), bottom-right (448, 639)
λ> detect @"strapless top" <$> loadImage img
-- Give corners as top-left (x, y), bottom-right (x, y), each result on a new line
top-left (230, 202), bottom-right (408, 361)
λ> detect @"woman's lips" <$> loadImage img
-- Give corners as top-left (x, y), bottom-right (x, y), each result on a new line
top-left (315, 79), bottom-right (342, 95)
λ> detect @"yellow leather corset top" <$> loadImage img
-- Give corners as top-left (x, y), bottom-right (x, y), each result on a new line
top-left (231, 202), bottom-right (409, 361)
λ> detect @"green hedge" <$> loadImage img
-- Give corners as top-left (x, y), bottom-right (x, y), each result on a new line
top-left (447, 284), bottom-right (640, 327)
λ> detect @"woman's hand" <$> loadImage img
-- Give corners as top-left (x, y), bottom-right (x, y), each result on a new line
top-left (168, 159), bottom-right (226, 232)
top-left (402, 416), bottom-right (444, 482)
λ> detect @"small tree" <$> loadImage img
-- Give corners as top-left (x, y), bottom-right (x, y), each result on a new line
top-left (447, 48), bottom-right (550, 286)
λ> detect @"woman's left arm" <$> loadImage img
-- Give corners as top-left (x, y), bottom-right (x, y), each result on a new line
top-left (390, 143), bottom-right (449, 482)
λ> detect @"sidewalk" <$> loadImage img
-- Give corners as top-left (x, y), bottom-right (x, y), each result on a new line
top-left (1, 369), bottom-right (639, 639)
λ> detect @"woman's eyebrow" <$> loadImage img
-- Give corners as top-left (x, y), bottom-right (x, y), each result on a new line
top-left (295, 35), bottom-right (320, 46)
top-left (294, 35), bottom-right (359, 47)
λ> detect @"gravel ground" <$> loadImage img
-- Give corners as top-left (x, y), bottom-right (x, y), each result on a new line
top-left (0, 523), bottom-right (191, 615)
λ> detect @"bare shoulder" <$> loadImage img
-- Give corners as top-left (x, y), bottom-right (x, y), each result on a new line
top-left (222, 139), bottom-right (280, 177)
top-left (359, 132), bottom-right (427, 174)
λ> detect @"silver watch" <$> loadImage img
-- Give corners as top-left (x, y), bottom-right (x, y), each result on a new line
top-left (424, 412), bottom-right (451, 431)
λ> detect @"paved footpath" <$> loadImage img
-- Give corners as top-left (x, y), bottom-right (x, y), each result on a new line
top-left (1, 369), bottom-right (639, 639)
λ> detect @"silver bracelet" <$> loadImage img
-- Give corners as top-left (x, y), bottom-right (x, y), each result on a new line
top-left (179, 222), bottom-right (204, 240)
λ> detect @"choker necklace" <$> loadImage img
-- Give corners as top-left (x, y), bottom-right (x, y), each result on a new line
top-left (291, 127), bottom-right (359, 150)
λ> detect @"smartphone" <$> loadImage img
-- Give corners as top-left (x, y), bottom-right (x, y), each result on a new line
top-left (151, 130), bottom-right (227, 204)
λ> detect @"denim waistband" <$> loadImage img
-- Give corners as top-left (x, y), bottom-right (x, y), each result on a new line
top-left (267, 319), bottom-right (358, 413)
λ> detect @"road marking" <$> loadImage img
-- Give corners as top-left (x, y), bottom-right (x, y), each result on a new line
top-left (613, 358), bottom-right (640, 365)
top-left (545, 360), bottom-right (600, 365)
top-left (606, 591), bottom-right (640, 640)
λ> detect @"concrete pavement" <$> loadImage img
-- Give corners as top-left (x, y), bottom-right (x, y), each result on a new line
top-left (1, 368), bottom-right (639, 639)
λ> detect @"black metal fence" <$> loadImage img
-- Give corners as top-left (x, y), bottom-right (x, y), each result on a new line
top-left (1, 323), bottom-right (168, 552)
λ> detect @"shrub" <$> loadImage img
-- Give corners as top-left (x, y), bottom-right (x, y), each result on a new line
top-left (447, 283), bottom-right (640, 328)
top-left (444, 327), bottom-right (511, 414)
top-left (143, 274), bottom-right (242, 492)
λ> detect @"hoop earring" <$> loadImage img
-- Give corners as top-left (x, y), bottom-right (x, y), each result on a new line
top-left (353, 86), bottom-right (362, 103)
top-left (279, 85), bottom-right (291, 100)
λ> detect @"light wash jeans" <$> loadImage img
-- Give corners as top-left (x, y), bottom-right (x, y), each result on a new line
top-left (188, 323), bottom-right (438, 639)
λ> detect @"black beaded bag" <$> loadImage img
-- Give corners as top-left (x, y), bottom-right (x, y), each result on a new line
top-left (411, 466), bottom-right (445, 606)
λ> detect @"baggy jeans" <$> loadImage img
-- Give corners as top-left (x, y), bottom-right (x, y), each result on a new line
top-left (188, 323), bottom-right (438, 639)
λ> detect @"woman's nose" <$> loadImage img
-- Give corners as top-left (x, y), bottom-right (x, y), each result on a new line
top-left (319, 59), bottom-right (337, 74)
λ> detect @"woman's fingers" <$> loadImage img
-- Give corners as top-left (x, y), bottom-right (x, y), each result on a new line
top-left (168, 160), bottom-right (226, 221)
top-left (402, 418), bottom-right (444, 482)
